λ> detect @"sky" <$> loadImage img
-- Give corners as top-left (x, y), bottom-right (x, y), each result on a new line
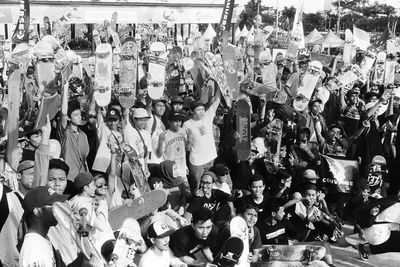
top-left (236, 0), bottom-right (400, 13)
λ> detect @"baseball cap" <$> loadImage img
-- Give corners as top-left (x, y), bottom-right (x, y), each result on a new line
top-left (74, 172), bottom-right (94, 190)
top-left (259, 50), bottom-right (272, 63)
top-left (147, 221), bottom-right (175, 238)
top-left (190, 100), bottom-right (205, 111)
top-left (132, 108), bottom-right (150, 119)
top-left (17, 160), bottom-right (35, 173)
top-left (168, 111), bottom-right (185, 121)
top-left (171, 96), bottom-right (184, 104)
top-left (210, 164), bottom-right (229, 176)
top-left (106, 108), bottom-right (121, 121)
top-left (303, 169), bottom-right (320, 180)
top-left (346, 87), bottom-right (360, 97)
top-left (152, 99), bottom-right (167, 106)
top-left (371, 155), bottom-right (386, 166)
top-left (23, 186), bottom-right (69, 212)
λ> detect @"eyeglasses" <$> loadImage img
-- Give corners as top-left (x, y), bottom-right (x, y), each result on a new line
top-left (200, 180), bottom-right (213, 186)
top-left (95, 183), bottom-right (107, 189)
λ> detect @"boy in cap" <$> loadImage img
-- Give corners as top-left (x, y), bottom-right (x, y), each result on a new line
top-left (210, 164), bottom-right (232, 194)
top-left (147, 99), bottom-right (167, 165)
top-left (183, 89), bottom-right (221, 193)
top-left (139, 221), bottom-right (186, 267)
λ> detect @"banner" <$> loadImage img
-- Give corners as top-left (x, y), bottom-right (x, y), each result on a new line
top-left (292, 0), bottom-right (305, 49)
top-left (320, 154), bottom-right (358, 193)
top-left (12, 0), bottom-right (30, 44)
top-left (353, 26), bottom-right (370, 51)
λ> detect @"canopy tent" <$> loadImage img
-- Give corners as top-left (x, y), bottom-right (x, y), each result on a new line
top-left (0, 0), bottom-right (239, 24)
top-left (305, 28), bottom-right (323, 44)
top-left (314, 30), bottom-right (344, 48)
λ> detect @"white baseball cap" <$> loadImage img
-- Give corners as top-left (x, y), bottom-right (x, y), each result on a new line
top-left (132, 108), bottom-right (150, 119)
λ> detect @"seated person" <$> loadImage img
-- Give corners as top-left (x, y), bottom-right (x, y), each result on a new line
top-left (269, 169), bottom-right (293, 202)
top-left (170, 207), bottom-right (218, 266)
top-left (184, 172), bottom-right (235, 228)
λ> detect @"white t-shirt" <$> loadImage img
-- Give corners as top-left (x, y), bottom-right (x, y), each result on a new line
top-left (183, 106), bottom-right (217, 166)
top-left (146, 115), bottom-right (166, 164)
top-left (19, 233), bottom-right (56, 267)
top-left (139, 247), bottom-right (183, 267)
top-left (163, 128), bottom-right (187, 177)
top-left (124, 122), bottom-right (152, 171)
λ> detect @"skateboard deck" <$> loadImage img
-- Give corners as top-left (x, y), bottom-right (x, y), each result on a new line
top-left (293, 72), bottom-right (320, 112)
top-left (384, 59), bottom-right (396, 85)
top-left (108, 189), bottom-right (168, 231)
top-left (259, 245), bottom-right (326, 262)
top-left (34, 41), bottom-right (56, 95)
top-left (92, 29), bottom-right (101, 47)
top-left (6, 70), bottom-right (21, 172)
top-left (94, 43), bottom-right (112, 107)
top-left (65, 50), bottom-right (83, 80)
top-left (230, 216), bottom-right (249, 267)
top-left (315, 86), bottom-right (330, 112)
top-left (360, 48), bottom-right (377, 78)
top-left (43, 16), bottom-right (52, 36)
top-left (204, 51), bottom-right (233, 107)
top-left (343, 29), bottom-right (353, 66)
top-left (264, 119), bottom-right (283, 166)
top-left (10, 43), bottom-right (31, 73)
top-left (148, 52), bottom-right (167, 100)
top-left (119, 37), bottom-right (137, 109)
top-left (223, 45), bottom-right (239, 99)
top-left (52, 202), bottom-right (106, 264)
top-left (236, 99), bottom-right (251, 161)
top-left (111, 218), bottom-right (143, 266)
top-left (286, 30), bottom-right (302, 61)
top-left (335, 65), bottom-right (364, 93)
top-left (165, 46), bottom-right (184, 97)
top-left (34, 93), bottom-right (61, 130)
top-left (213, 237), bottom-right (244, 267)
top-left (258, 261), bottom-right (329, 267)
top-left (373, 51), bottom-right (386, 85)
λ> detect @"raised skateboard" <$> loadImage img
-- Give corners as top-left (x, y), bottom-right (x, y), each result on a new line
top-left (259, 245), bottom-right (326, 263)
top-left (34, 93), bottom-right (61, 130)
top-left (213, 237), bottom-right (244, 267)
top-left (108, 189), bottom-right (168, 231)
top-left (65, 50), bottom-right (83, 80)
top-left (165, 46), bottom-right (184, 97)
top-left (372, 51), bottom-right (386, 85)
top-left (359, 47), bottom-right (377, 78)
top-left (223, 44), bottom-right (239, 99)
top-left (343, 29), bottom-right (353, 66)
top-left (293, 72), bottom-right (320, 112)
top-left (52, 202), bottom-right (106, 264)
top-left (94, 43), bottom-right (113, 107)
top-left (34, 41), bottom-right (56, 95)
top-left (43, 16), bottom-right (52, 36)
top-left (118, 37), bottom-right (138, 109)
top-left (148, 42), bottom-right (167, 100)
top-left (229, 216), bottom-right (249, 267)
top-left (385, 59), bottom-right (396, 85)
top-left (264, 119), bottom-right (283, 167)
top-left (236, 99), bottom-right (251, 161)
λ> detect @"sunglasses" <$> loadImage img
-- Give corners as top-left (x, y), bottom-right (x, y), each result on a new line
top-left (95, 183), bottom-right (107, 189)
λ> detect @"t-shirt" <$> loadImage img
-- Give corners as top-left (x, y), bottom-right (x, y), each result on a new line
top-left (183, 105), bottom-right (217, 166)
top-left (146, 115), bottom-right (166, 164)
top-left (258, 220), bottom-right (289, 245)
top-left (187, 189), bottom-right (233, 215)
top-left (163, 128), bottom-right (187, 177)
top-left (124, 122), bottom-right (152, 172)
top-left (139, 247), bottom-right (183, 267)
top-left (235, 194), bottom-right (269, 218)
top-left (19, 233), bottom-right (56, 267)
top-left (169, 225), bottom-right (218, 259)
top-left (261, 64), bottom-right (278, 89)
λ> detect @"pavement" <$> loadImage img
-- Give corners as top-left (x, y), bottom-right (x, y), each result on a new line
top-left (331, 224), bottom-right (400, 267)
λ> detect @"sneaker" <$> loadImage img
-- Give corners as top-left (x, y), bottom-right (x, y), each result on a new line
top-left (358, 243), bottom-right (370, 261)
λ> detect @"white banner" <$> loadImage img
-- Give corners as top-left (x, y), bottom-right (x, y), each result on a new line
top-left (353, 26), bottom-right (370, 51)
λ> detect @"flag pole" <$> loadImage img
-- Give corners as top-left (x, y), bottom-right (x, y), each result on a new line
top-left (275, 0), bottom-right (279, 41)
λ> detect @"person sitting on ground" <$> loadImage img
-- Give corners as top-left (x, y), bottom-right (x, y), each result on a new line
top-left (139, 221), bottom-right (187, 267)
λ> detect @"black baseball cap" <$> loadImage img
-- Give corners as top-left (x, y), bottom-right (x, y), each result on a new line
top-left (23, 186), bottom-right (69, 212)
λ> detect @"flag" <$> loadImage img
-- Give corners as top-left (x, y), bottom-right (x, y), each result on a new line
top-left (374, 24), bottom-right (391, 49)
top-left (320, 154), bottom-right (359, 193)
top-left (11, 0), bottom-right (30, 44)
top-left (353, 26), bottom-right (370, 51)
top-left (292, 0), bottom-right (305, 49)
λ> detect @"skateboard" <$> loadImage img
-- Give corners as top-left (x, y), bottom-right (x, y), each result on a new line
top-left (236, 99), bottom-right (251, 161)
top-left (148, 44), bottom-right (167, 100)
top-left (385, 59), bottom-right (396, 85)
top-left (92, 29), bottom-right (101, 47)
top-left (9, 43), bottom-right (31, 74)
top-left (259, 245), bottom-right (326, 263)
top-left (34, 93), bottom-right (61, 130)
top-left (65, 50), bottom-right (83, 80)
top-left (43, 16), bottom-right (52, 36)
top-left (264, 119), bottom-right (283, 168)
top-left (229, 216), bottom-right (249, 267)
top-left (345, 233), bottom-right (367, 247)
top-left (372, 51), bottom-right (386, 85)
top-left (204, 51), bottom-right (233, 107)
top-left (343, 29), bottom-right (353, 66)
top-left (118, 37), bottom-right (138, 109)
top-left (293, 72), bottom-right (320, 112)
top-left (111, 218), bottom-right (143, 266)
top-left (52, 202), bottom-right (106, 264)
top-left (6, 70), bottom-right (22, 172)
top-left (213, 237), bottom-right (244, 267)
top-left (285, 29), bottom-right (302, 62)
top-left (335, 65), bottom-right (364, 93)
top-left (108, 189), bottom-right (168, 231)
top-left (34, 41), bottom-right (56, 95)
top-left (260, 51), bottom-right (278, 89)
top-left (223, 44), bottom-right (239, 99)
top-left (165, 46), bottom-right (184, 98)
top-left (94, 43), bottom-right (113, 107)
top-left (359, 47), bottom-right (377, 78)
top-left (314, 86), bottom-right (330, 112)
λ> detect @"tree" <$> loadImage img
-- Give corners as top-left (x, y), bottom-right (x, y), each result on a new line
top-left (303, 13), bottom-right (326, 33)
top-left (238, 0), bottom-right (276, 30)
top-left (280, 6), bottom-right (296, 30)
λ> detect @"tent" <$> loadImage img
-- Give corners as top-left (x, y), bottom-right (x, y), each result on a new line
top-left (305, 28), bottom-right (323, 44)
top-left (315, 30), bottom-right (344, 48)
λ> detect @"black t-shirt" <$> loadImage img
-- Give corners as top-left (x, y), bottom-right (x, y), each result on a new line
top-left (187, 189), bottom-right (233, 214)
top-left (258, 220), bottom-right (289, 245)
top-left (234, 194), bottom-right (269, 218)
top-left (169, 225), bottom-right (218, 259)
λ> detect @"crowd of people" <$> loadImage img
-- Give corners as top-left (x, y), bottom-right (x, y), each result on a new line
top-left (1, 19), bottom-right (400, 267)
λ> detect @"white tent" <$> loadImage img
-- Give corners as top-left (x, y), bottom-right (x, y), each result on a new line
top-left (305, 28), bottom-right (323, 44)
top-left (202, 24), bottom-right (216, 41)
top-left (315, 30), bottom-right (344, 48)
